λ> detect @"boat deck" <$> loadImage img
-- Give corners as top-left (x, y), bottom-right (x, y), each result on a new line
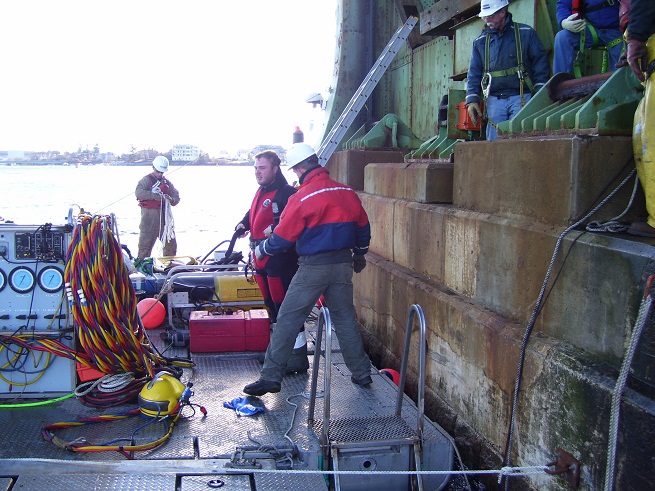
top-left (0, 317), bottom-right (458, 490)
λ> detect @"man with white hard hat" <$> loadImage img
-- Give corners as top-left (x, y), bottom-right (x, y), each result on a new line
top-left (243, 143), bottom-right (373, 396)
top-left (135, 155), bottom-right (180, 260)
top-left (466, 0), bottom-right (550, 140)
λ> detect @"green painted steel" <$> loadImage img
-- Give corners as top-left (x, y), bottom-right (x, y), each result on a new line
top-left (344, 114), bottom-right (424, 150)
top-left (504, 67), bottom-right (643, 136)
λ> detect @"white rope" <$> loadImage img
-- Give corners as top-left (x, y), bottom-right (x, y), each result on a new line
top-left (208, 464), bottom-right (550, 477)
top-left (585, 169), bottom-right (638, 234)
top-left (604, 280), bottom-right (653, 491)
top-left (74, 372), bottom-right (135, 396)
top-left (161, 198), bottom-right (175, 244)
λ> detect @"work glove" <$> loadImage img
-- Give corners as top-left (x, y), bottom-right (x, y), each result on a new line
top-left (467, 102), bottom-right (482, 126)
top-left (626, 38), bottom-right (648, 83)
top-left (353, 255), bottom-right (366, 273)
top-left (235, 222), bottom-right (247, 238)
top-left (561, 14), bottom-right (585, 33)
top-left (255, 242), bottom-right (267, 261)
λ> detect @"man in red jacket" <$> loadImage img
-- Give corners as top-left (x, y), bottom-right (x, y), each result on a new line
top-left (244, 143), bottom-right (372, 396)
top-left (236, 150), bottom-right (308, 372)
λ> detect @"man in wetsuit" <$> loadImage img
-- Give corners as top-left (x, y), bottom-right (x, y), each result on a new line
top-left (236, 150), bottom-right (309, 372)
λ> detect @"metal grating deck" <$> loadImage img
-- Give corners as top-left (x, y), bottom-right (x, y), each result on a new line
top-left (0, 320), bottom-right (454, 490)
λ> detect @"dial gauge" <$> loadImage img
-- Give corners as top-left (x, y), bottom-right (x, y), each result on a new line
top-left (38, 266), bottom-right (64, 293)
top-left (9, 267), bottom-right (36, 294)
top-left (0, 269), bottom-right (6, 292)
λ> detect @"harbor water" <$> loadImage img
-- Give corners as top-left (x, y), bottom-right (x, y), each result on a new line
top-left (0, 163), bottom-right (296, 260)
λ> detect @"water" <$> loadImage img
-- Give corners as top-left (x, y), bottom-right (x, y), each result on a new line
top-left (0, 164), bottom-right (296, 259)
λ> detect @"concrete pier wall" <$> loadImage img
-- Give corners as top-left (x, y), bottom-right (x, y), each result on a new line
top-left (328, 141), bottom-right (655, 490)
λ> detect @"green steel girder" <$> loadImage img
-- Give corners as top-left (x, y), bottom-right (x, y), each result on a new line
top-left (344, 113), bottom-right (424, 150)
top-left (504, 66), bottom-right (644, 136)
top-left (405, 126), bottom-right (459, 160)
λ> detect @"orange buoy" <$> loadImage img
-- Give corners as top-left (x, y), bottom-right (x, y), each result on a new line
top-left (380, 368), bottom-right (400, 386)
top-left (137, 298), bottom-right (166, 329)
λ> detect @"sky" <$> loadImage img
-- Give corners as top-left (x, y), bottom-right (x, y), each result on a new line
top-left (0, 1), bottom-right (337, 156)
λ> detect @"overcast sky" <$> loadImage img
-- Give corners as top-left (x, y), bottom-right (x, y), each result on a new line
top-left (0, 1), bottom-right (337, 156)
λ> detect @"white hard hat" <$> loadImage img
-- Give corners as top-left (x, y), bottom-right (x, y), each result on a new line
top-left (153, 156), bottom-right (169, 172)
top-left (286, 143), bottom-right (316, 169)
top-left (479, 0), bottom-right (509, 17)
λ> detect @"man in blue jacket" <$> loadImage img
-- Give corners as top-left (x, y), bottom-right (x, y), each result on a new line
top-left (466, 0), bottom-right (550, 140)
top-left (553, 0), bottom-right (622, 76)
top-left (243, 143), bottom-right (372, 396)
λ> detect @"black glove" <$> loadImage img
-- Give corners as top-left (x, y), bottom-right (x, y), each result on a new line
top-left (353, 255), bottom-right (366, 273)
top-left (235, 223), bottom-right (247, 238)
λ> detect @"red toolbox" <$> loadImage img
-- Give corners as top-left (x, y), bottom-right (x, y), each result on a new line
top-left (189, 309), bottom-right (270, 353)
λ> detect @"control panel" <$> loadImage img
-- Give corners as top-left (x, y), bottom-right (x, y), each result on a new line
top-left (0, 222), bottom-right (72, 332)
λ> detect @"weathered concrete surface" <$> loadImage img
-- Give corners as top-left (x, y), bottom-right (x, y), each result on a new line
top-left (454, 137), bottom-right (640, 227)
top-left (326, 149), bottom-right (406, 190)
top-left (355, 254), bottom-right (655, 491)
top-left (345, 132), bottom-right (655, 489)
top-left (359, 191), bottom-right (651, 363)
top-left (365, 162), bottom-right (454, 202)
top-left (361, 193), bottom-right (397, 261)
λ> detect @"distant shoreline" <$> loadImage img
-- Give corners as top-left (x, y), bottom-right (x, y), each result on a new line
top-left (1, 161), bottom-right (254, 167)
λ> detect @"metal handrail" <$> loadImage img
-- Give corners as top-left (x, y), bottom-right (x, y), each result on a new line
top-left (307, 307), bottom-right (332, 428)
top-left (395, 304), bottom-right (427, 442)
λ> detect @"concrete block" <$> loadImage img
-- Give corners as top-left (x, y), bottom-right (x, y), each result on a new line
top-left (406, 162), bottom-right (453, 203)
top-left (365, 162), bottom-right (454, 203)
top-left (326, 149), bottom-right (405, 190)
top-left (454, 137), bottom-right (635, 226)
top-left (393, 201), bottom-right (447, 281)
top-left (360, 193), bottom-right (396, 261)
top-left (364, 163), bottom-right (406, 198)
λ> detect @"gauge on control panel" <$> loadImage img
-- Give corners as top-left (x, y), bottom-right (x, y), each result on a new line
top-left (37, 266), bottom-right (64, 293)
top-left (9, 266), bottom-right (36, 294)
top-left (0, 269), bottom-right (6, 292)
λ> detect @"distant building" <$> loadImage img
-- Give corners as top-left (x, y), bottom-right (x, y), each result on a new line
top-left (0, 150), bottom-right (26, 161)
top-left (249, 145), bottom-right (287, 162)
top-left (172, 144), bottom-right (200, 162)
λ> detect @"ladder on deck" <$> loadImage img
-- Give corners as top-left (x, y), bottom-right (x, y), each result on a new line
top-left (307, 305), bottom-right (429, 491)
top-left (317, 16), bottom-right (418, 166)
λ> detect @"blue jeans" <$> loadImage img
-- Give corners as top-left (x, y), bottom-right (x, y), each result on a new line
top-left (260, 261), bottom-right (372, 383)
top-left (553, 27), bottom-right (622, 75)
top-left (486, 93), bottom-right (531, 140)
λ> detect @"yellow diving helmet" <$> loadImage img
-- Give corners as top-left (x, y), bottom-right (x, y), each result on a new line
top-left (138, 372), bottom-right (185, 417)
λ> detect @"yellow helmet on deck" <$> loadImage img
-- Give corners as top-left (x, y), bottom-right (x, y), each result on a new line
top-left (138, 372), bottom-right (185, 417)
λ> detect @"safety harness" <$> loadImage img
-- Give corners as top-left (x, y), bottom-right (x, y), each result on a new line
top-left (571, 0), bottom-right (623, 78)
top-left (480, 21), bottom-right (534, 129)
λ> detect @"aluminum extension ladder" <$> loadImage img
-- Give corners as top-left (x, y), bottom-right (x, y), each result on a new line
top-left (317, 16), bottom-right (418, 166)
top-left (307, 305), bottom-right (429, 491)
